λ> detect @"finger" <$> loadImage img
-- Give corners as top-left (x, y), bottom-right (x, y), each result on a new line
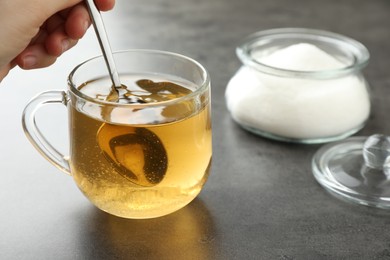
top-left (64, 4), bottom-right (91, 39)
top-left (15, 44), bottom-right (58, 70)
top-left (48, 0), bottom-right (115, 15)
top-left (49, 0), bottom-right (115, 14)
top-left (44, 13), bottom-right (66, 34)
top-left (95, 0), bottom-right (116, 11)
top-left (45, 27), bottom-right (78, 56)
top-left (30, 28), bottom-right (49, 46)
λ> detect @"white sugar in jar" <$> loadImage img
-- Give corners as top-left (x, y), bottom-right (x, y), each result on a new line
top-left (226, 28), bottom-right (371, 144)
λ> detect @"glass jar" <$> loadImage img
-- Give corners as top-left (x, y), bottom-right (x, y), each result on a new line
top-left (225, 28), bottom-right (370, 144)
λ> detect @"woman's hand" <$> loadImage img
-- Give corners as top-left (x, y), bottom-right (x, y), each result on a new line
top-left (0, 0), bottom-right (115, 80)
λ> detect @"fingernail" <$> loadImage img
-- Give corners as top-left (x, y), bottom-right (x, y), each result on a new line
top-left (62, 39), bottom-right (70, 53)
top-left (22, 55), bottom-right (37, 68)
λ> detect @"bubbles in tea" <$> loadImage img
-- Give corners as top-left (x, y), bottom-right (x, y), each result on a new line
top-left (69, 73), bottom-right (212, 218)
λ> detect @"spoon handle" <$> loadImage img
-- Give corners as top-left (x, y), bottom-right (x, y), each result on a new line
top-left (85, 0), bottom-right (121, 87)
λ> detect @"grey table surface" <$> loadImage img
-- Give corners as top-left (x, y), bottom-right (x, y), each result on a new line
top-left (1, 0), bottom-right (390, 259)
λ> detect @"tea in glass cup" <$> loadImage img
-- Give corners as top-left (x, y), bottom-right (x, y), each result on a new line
top-left (22, 50), bottom-right (212, 219)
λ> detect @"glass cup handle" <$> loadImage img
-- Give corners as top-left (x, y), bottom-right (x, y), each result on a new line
top-left (22, 90), bottom-right (71, 175)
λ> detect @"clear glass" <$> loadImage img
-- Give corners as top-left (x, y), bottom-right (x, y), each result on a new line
top-left (22, 50), bottom-right (212, 219)
top-left (313, 135), bottom-right (390, 209)
top-left (225, 28), bottom-right (370, 144)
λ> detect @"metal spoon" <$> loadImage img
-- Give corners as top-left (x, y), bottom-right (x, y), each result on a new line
top-left (85, 0), bottom-right (141, 103)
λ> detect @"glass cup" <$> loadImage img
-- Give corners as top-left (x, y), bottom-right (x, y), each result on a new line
top-left (22, 50), bottom-right (212, 219)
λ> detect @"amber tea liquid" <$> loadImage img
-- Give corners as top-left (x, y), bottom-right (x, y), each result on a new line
top-left (69, 73), bottom-right (212, 218)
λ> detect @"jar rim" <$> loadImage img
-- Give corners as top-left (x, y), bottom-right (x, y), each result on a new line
top-left (236, 28), bottom-right (370, 78)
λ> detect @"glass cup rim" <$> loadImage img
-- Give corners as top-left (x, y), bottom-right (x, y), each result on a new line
top-left (236, 27), bottom-right (370, 79)
top-left (67, 49), bottom-right (210, 108)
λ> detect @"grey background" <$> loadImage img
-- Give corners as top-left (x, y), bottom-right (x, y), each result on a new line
top-left (1, 0), bottom-right (390, 259)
